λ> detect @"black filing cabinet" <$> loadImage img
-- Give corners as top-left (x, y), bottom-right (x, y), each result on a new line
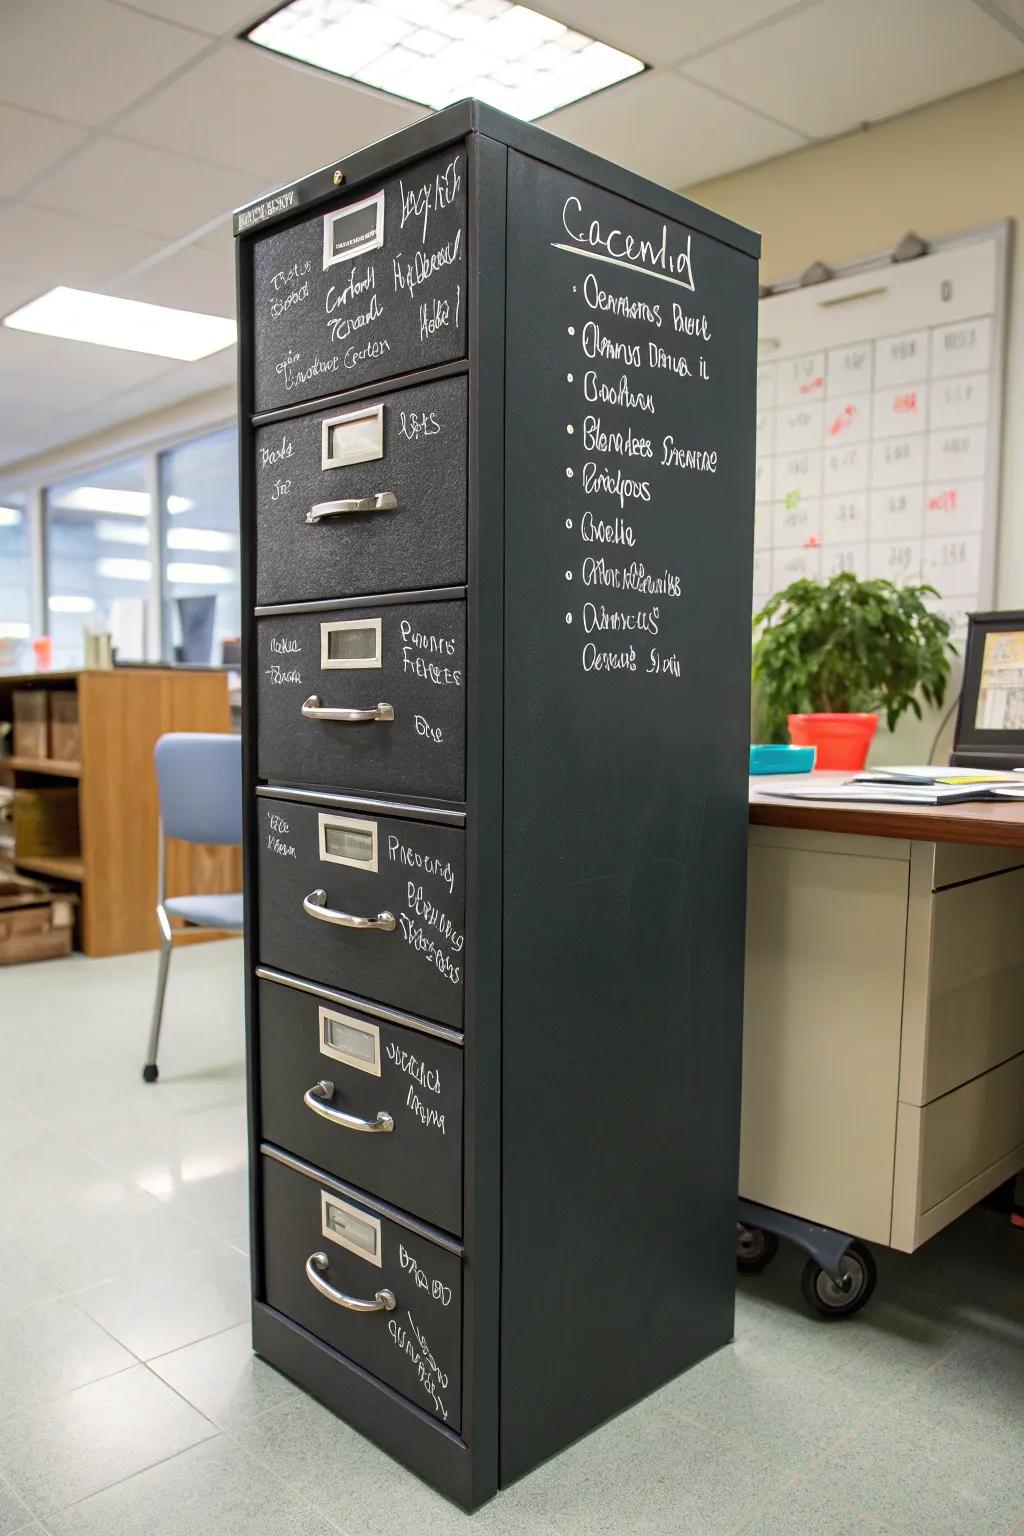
top-left (236, 100), bottom-right (759, 1511)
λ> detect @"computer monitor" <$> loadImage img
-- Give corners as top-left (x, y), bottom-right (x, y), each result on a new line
top-left (951, 610), bottom-right (1024, 769)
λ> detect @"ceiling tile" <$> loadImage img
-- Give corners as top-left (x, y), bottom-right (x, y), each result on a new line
top-left (29, 136), bottom-right (271, 244)
top-left (112, 241), bottom-right (237, 316)
top-left (0, 0), bottom-right (209, 128)
top-left (0, 106), bottom-right (86, 198)
top-left (546, 69), bottom-right (805, 188)
top-left (123, 0), bottom-right (271, 36)
top-left (115, 40), bottom-right (424, 183)
top-left (543, 0), bottom-right (816, 66)
top-left (0, 205), bottom-right (163, 316)
top-left (682, 0), bottom-right (1024, 138)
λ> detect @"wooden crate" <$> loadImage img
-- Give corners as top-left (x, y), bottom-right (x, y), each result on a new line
top-left (0, 874), bottom-right (76, 965)
top-left (49, 692), bottom-right (81, 763)
top-left (12, 691), bottom-right (48, 759)
top-left (13, 787), bottom-right (80, 858)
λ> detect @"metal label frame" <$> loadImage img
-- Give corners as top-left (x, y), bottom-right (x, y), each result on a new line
top-left (321, 1189), bottom-right (383, 1268)
top-left (320, 616), bottom-right (382, 670)
top-left (322, 189), bottom-right (385, 270)
top-left (317, 810), bottom-right (379, 872)
top-left (321, 402), bottom-right (385, 470)
top-left (318, 1005), bottom-right (382, 1078)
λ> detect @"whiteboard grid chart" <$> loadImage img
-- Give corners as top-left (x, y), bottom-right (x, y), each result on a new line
top-left (754, 226), bottom-right (1009, 639)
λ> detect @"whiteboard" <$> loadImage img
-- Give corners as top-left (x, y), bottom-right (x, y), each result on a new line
top-left (754, 223), bottom-right (1010, 639)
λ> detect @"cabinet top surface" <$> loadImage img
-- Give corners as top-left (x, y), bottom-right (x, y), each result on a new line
top-left (750, 771), bottom-right (1024, 849)
top-left (232, 98), bottom-right (760, 260)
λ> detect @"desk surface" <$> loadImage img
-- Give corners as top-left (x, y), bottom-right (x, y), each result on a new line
top-left (749, 771), bottom-right (1024, 849)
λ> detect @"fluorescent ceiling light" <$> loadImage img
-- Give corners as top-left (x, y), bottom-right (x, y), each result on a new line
top-left (97, 519), bottom-right (150, 546)
top-left (3, 287), bottom-right (236, 361)
top-left (166, 562), bottom-right (233, 584)
top-left (0, 621), bottom-right (30, 639)
top-left (167, 527), bottom-right (236, 553)
top-left (96, 557), bottom-right (152, 582)
top-left (166, 495), bottom-right (195, 515)
top-left (0, 506), bottom-right (24, 527)
top-left (48, 595), bottom-right (97, 614)
top-left (53, 487), bottom-right (151, 517)
top-left (246, 0), bottom-right (645, 120)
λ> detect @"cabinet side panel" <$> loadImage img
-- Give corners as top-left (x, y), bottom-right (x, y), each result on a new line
top-left (499, 150), bottom-right (757, 1481)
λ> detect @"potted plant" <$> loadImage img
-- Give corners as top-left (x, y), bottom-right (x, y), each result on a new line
top-left (752, 572), bottom-right (956, 770)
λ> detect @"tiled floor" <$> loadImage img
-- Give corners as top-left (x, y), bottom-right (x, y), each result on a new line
top-left (1, 939), bottom-right (1022, 1535)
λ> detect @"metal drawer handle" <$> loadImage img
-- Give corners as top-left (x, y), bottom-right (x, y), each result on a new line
top-left (303, 888), bottom-right (396, 931)
top-left (307, 493), bottom-right (398, 523)
top-left (301, 696), bottom-right (394, 723)
top-left (306, 1252), bottom-right (395, 1313)
top-left (304, 1079), bottom-right (394, 1134)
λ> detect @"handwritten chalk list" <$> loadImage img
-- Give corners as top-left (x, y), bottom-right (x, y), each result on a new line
top-left (754, 227), bottom-right (1008, 636)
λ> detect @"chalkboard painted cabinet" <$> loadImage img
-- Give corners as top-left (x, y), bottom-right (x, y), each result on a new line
top-left (237, 101), bottom-right (758, 1510)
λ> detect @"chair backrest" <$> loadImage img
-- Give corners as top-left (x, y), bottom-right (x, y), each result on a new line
top-left (154, 732), bottom-right (242, 847)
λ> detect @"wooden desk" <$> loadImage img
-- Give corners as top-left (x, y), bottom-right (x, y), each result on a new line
top-left (743, 773), bottom-right (1024, 1253)
top-left (750, 769), bottom-right (1024, 848)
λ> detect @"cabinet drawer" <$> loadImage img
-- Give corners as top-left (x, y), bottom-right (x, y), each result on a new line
top-left (255, 375), bottom-right (467, 607)
top-left (891, 1051), bottom-right (1024, 1250)
top-left (262, 1149), bottom-right (462, 1431)
top-left (257, 796), bottom-right (465, 1030)
top-left (257, 599), bottom-right (465, 802)
top-left (252, 146), bottom-right (467, 414)
top-left (258, 975), bottom-right (463, 1235)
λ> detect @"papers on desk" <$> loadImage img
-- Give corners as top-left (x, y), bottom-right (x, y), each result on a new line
top-left (758, 781), bottom-right (996, 805)
top-left (850, 765), bottom-right (1022, 786)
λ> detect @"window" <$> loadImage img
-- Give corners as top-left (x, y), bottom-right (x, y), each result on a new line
top-left (45, 459), bottom-right (152, 669)
top-left (160, 428), bottom-right (239, 665)
top-left (0, 492), bottom-right (31, 671)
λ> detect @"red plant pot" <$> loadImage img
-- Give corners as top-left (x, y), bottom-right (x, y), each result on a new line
top-left (787, 712), bottom-right (879, 771)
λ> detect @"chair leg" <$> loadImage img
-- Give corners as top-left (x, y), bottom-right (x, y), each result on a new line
top-left (143, 931), bottom-right (173, 1082)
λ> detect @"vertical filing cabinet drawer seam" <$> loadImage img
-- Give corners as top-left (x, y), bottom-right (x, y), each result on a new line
top-left (252, 145), bottom-right (468, 413)
top-left (258, 796), bottom-right (465, 1030)
top-left (255, 373), bottom-right (468, 605)
top-left (258, 975), bottom-right (464, 1234)
top-left (261, 1148), bottom-right (463, 1430)
top-left (257, 598), bottom-right (466, 801)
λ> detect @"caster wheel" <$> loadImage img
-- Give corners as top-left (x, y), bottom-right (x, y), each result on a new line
top-left (736, 1223), bottom-right (779, 1273)
top-left (142, 1063), bottom-right (159, 1083)
top-left (800, 1242), bottom-right (877, 1319)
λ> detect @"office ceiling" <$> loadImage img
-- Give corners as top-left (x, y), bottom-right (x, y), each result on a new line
top-left (0, 0), bottom-right (1022, 474)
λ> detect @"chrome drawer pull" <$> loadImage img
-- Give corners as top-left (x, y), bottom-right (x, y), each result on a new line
top-left (304, 1079), bottom-right (394, 1134)
top-left (301, 695), bottom-right (394, 723)
top-left (303, 888), bottom-right (396, 931)
top-left (306, 1252), bottom-right (395, 1313)
top-left (307, 493), bottom-right (398, 523)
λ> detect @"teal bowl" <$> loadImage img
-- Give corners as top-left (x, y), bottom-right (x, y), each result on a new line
top-left (749, 744), bottom-right (816, 775)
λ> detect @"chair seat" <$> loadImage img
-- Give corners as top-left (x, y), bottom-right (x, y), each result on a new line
top-left (165, 892), bottom-right (244, 930)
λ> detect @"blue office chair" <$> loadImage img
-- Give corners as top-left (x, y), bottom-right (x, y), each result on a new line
top-left (143, 732), bottom-right (244, 1082)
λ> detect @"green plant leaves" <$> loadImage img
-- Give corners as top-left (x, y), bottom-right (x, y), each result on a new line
top-left (751, 572), bottom-right (956, 743)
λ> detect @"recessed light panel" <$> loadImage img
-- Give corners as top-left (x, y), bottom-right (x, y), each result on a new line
top-left (3, 287), bottom-right (236, 361)
top-left (246, 0), bottom-right (645, 121)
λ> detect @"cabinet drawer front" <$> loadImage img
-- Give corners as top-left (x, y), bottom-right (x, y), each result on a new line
top-left (259, 977), bottom-right (463, 1234)
top-left (252, 146), bottom-right (467, 414)
top-left (255, 375), bottom-right (467, 606)
top-left (257, 798), bottom-right (465, 1030)
top-left (261, 1150), bottom-right (462, 1431)
top-left (257, 600), bottom-right (465, 802)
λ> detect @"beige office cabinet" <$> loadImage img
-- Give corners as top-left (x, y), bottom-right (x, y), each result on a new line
top-left (742, 826), bottom-right (1024, 1252)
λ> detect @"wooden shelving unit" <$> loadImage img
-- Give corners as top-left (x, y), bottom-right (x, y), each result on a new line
top-left (0, 668), bottom-right (240, 956)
